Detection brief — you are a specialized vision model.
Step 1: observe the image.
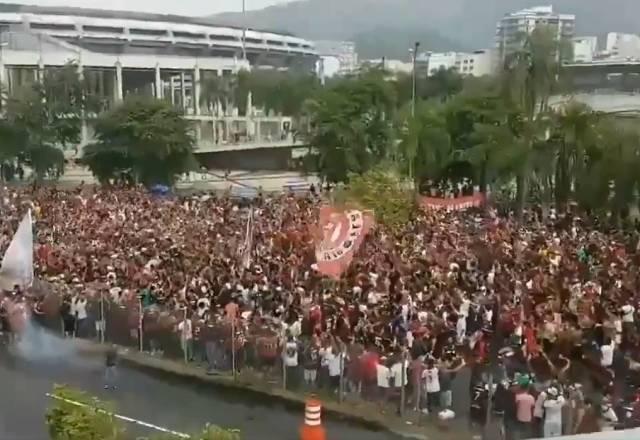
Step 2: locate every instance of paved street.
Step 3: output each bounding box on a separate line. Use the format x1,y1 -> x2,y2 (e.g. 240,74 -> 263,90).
0,343 -> 397,440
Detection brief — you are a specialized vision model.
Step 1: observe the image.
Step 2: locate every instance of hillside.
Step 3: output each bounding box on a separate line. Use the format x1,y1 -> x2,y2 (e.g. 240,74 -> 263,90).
209,0 -> 640,56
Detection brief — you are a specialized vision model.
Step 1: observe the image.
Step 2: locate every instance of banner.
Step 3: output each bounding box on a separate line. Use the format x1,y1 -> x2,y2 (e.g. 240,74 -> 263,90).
418,193 -> 486,212
0,210 -> 34,291
314,206 -> 374,279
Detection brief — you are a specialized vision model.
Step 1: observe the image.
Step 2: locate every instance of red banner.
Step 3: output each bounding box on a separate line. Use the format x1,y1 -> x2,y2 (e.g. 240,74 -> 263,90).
418,193 -> 486,211
314,206 -> 374,279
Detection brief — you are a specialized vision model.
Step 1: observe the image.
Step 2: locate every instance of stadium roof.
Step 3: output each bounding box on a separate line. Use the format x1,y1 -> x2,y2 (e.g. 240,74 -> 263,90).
0,2 -> 295,36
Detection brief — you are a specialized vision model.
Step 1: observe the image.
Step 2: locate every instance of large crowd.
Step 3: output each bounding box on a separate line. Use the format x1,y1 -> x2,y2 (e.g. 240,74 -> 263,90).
2,185 -> 640,439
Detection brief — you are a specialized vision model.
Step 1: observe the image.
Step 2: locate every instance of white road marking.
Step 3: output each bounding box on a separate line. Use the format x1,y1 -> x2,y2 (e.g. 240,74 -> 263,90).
45,393 -> 190,438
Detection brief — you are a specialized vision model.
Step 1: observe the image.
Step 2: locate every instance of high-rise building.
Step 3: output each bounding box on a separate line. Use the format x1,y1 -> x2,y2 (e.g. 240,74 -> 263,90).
495,5 -> 575,62
605,32 -> 640,60
572,36 -> 598,63
417,50 -> 495,77
315,40 -> 358,77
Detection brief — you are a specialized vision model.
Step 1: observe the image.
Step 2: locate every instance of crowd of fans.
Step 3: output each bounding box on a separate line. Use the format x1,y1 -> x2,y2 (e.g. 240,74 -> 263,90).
2,185 -> 640,439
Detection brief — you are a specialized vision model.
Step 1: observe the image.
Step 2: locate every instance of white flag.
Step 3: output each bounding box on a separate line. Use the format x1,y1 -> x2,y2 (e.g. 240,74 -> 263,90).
240,207 -> 254,270
0,210 -> 34,290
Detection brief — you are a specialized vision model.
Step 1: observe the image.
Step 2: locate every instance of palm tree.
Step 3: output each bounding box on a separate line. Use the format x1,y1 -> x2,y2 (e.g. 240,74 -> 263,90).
199,74 -> 237,115
501,26 -> 563,219
399,100 -> 451,187
550,101 -> 600,210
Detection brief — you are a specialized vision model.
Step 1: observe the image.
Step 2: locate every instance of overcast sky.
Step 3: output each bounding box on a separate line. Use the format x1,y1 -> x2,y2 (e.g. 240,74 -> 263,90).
10,0 -> 293,16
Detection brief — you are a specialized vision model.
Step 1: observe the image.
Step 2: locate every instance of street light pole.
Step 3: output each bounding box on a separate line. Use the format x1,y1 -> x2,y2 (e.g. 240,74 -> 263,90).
409,41 -> 420,184
241,0 -> 247,62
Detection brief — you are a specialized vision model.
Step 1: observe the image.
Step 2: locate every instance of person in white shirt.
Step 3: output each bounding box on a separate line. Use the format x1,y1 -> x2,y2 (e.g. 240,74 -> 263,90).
456,314 -> 467,344
376,357 -> 391,404
390,355 -> 409,389
622,304 -> 635,336
422,360 -> 440,413
600,337 -> 614,368
321,345 -> 345,392
177,314 -> 193,362
72,294 -> 88,338
533,390 -> 547,421
543,387 -> 565,438
283,335 -> 300,390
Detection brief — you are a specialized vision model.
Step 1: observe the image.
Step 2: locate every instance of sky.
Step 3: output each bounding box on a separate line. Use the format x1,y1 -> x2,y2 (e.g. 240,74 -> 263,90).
6,0 -> 294,16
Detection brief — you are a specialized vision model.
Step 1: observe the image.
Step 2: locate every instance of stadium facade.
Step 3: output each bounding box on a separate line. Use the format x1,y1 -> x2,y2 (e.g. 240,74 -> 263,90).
0,4 -> 316,170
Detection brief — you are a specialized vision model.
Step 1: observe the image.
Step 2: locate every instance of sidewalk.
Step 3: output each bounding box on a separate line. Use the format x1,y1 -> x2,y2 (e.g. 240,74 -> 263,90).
77,340 -> 476,440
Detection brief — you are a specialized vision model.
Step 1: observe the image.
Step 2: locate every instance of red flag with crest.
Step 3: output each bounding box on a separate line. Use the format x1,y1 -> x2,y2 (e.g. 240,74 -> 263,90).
313,205 -> 374,279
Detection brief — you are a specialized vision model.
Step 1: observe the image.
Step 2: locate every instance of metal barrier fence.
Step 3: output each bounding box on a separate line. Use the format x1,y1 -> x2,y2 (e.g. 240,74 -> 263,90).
36,296 -> 453,430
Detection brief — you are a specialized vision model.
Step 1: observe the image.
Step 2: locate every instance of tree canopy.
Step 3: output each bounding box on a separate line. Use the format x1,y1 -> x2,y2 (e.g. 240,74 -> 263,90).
296,25 -> 640,225
0,63 -> 98,180
303,68 -> 396,183
82,97 -> 195,186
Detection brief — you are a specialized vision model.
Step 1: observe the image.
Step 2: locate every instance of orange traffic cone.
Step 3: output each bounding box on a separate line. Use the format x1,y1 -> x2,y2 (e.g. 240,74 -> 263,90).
300,397 -> 326,440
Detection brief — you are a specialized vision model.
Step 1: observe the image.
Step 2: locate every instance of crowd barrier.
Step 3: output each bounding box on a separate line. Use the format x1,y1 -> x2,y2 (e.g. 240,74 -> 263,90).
35,296 -> 429,423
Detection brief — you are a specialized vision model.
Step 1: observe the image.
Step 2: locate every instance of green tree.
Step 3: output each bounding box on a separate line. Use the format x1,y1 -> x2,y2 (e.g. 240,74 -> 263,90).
304,69 -> 397,182
199,73 -> 237,114
398,100 -> 451,186
439,76 -> 525,196
549,101 -> 600,210
500,26 -> 562,219
0,119 -> 28,180
340,166 -> 414,228
82,97 -> 195,185
421,67 -> 464,102
46,385 -> 126,440
46,385 -> 241,440
576,119 -> 640,222
5,63 -> 97,179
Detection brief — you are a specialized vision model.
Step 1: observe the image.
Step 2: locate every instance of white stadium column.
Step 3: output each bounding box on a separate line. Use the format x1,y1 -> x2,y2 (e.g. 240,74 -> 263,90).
193,66 -> 201,116
115,61 -> 123,102
0,46 -> 5,108
180,71 -> 186,112
154,64 -> 162,99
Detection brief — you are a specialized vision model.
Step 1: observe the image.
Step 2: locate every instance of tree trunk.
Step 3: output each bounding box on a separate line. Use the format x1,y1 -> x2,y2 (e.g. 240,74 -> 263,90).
479,161 -> 488,195
555,144 -> 570,212
515,170 -> 529,222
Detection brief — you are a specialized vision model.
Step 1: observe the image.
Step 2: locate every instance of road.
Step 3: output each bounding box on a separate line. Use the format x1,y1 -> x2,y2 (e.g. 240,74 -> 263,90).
0,343 -> 397,440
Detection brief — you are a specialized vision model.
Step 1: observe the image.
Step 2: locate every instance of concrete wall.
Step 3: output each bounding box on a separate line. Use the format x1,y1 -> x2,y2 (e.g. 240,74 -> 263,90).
550,92 -> 640,114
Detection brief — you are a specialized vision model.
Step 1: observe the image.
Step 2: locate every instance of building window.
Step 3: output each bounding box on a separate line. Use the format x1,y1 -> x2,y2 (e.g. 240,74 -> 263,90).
130,28 -> 167,36
30,22 -> 75,31
174,31 -> 206,39
83,25 -> 124,33
210,34 -> 238,42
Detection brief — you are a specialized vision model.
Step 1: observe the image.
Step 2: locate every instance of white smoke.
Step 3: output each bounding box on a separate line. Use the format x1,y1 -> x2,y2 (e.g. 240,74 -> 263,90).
11,318 -> 77,363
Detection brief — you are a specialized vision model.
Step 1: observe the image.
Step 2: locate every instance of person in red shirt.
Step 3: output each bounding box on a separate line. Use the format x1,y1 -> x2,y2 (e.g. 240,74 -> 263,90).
360,345 -> 379,398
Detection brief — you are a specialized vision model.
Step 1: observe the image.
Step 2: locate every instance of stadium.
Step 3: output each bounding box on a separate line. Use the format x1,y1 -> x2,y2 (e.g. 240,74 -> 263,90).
0,3 -> 316,172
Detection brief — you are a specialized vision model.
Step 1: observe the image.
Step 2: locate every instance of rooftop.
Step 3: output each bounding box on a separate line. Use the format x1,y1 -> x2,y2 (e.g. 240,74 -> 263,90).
0,2 -> 295,36
505,5 -> 575,19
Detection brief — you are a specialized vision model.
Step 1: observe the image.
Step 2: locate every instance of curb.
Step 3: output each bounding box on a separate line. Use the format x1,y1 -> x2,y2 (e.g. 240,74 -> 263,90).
77,341 -> 471,440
